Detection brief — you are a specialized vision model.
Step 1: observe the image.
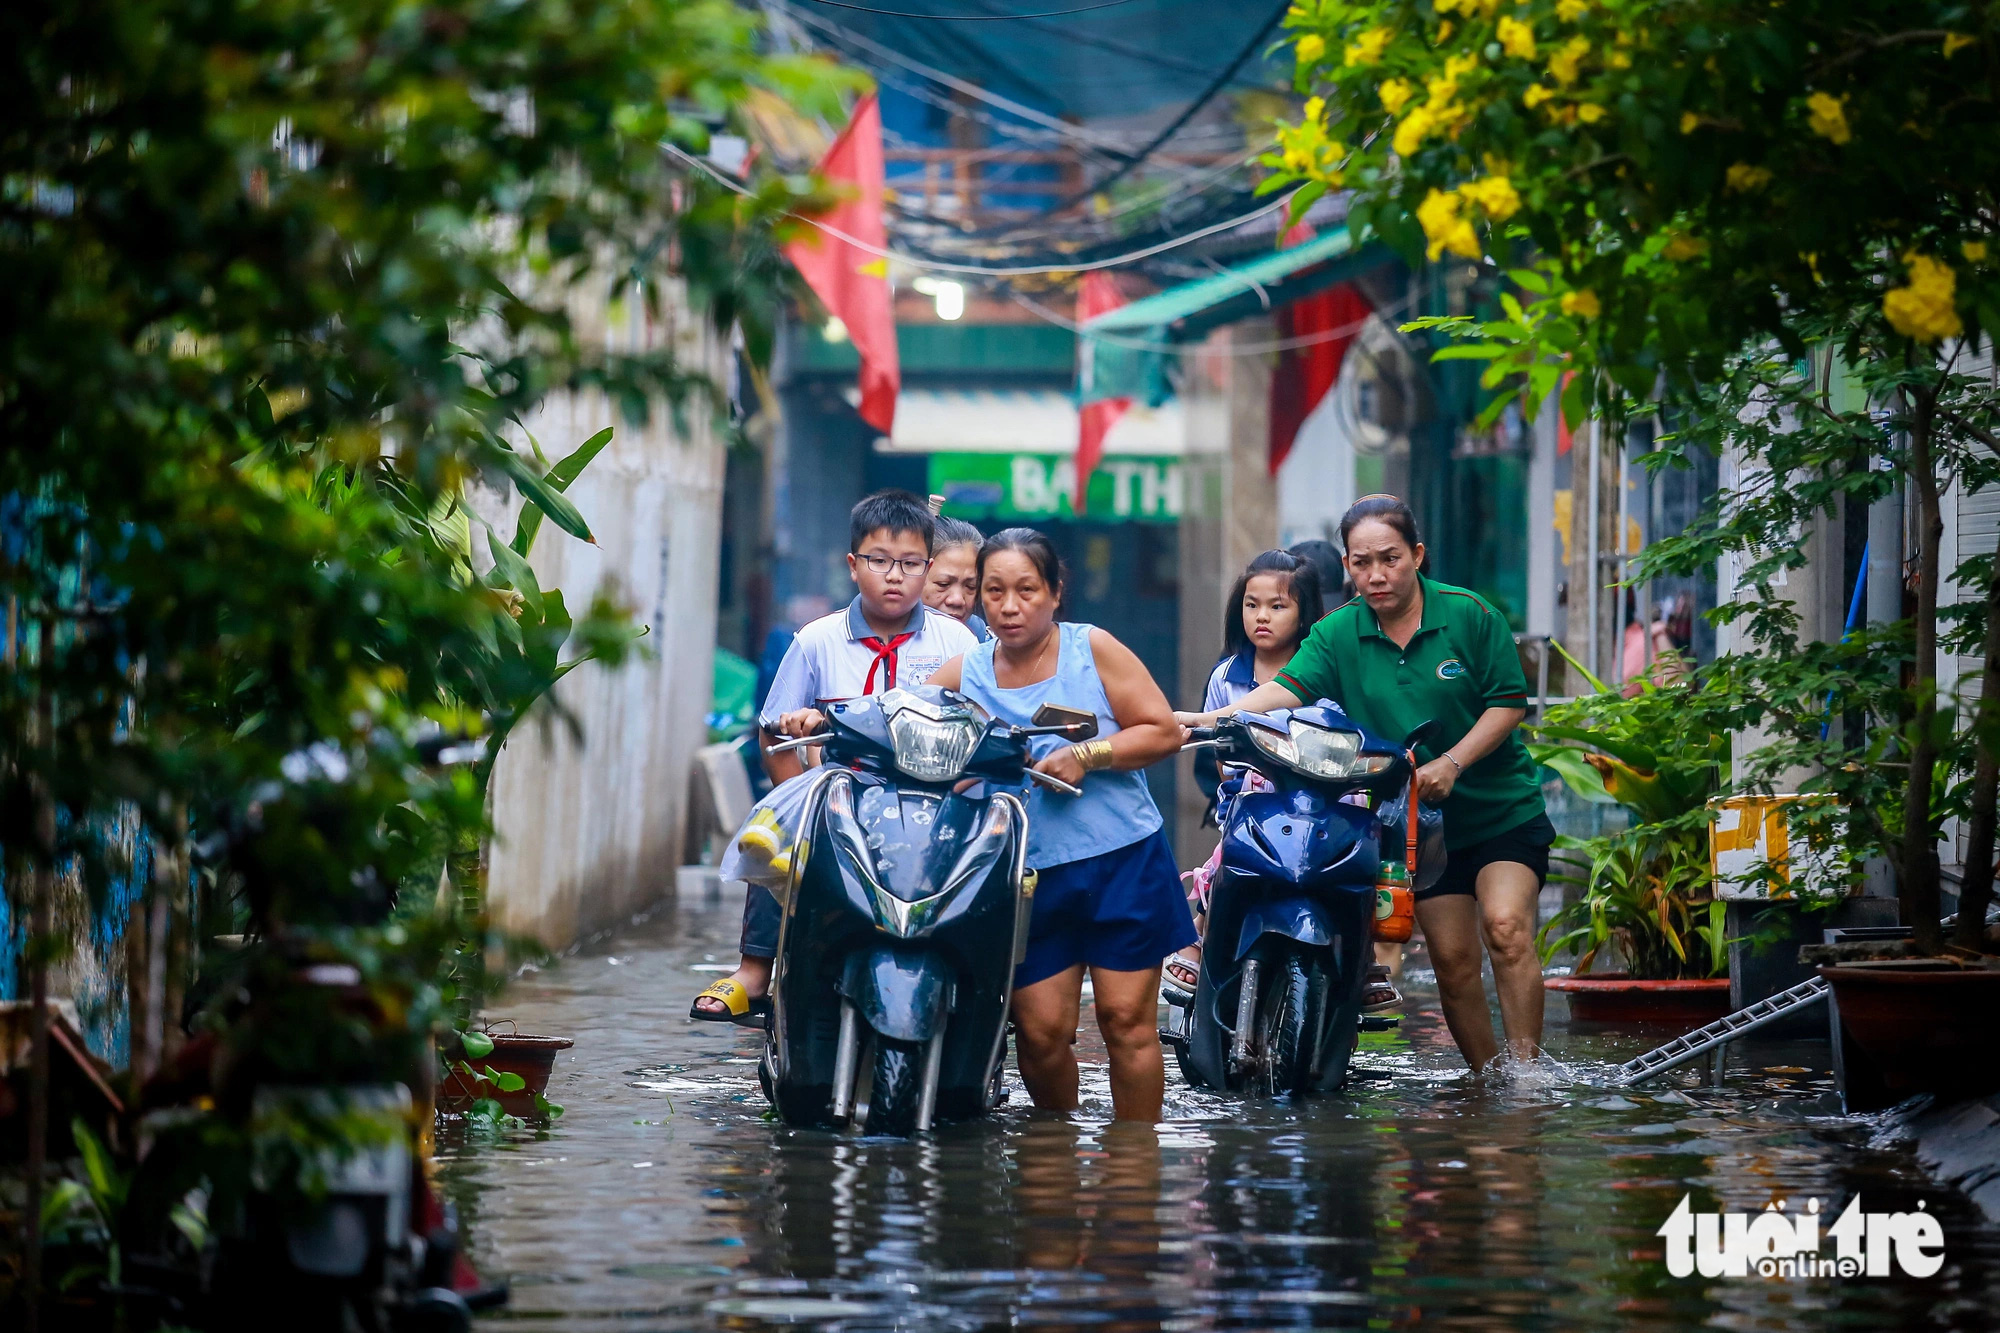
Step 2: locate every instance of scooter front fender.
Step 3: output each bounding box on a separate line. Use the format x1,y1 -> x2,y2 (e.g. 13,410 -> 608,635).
839,948 -> 952,1043
1235,897 -> 1336,961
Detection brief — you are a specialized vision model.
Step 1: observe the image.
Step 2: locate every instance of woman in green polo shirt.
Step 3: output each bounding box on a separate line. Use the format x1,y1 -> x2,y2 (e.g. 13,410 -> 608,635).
1177,495 -> 1553,1075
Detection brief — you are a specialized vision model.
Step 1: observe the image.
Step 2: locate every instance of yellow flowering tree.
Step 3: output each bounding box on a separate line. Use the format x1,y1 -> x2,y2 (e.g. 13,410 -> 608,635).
1269,0 -> 2000,954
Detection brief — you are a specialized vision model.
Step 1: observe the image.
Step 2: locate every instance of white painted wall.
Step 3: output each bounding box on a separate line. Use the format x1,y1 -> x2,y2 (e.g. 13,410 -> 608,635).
476,284 -> 729,951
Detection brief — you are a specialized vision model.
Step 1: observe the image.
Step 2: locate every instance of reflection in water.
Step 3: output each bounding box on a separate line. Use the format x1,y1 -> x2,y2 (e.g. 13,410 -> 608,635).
436,897 -> 2000,1332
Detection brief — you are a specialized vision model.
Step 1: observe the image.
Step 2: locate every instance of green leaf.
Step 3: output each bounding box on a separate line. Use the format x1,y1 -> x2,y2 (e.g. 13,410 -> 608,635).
72,1115 -> 125,1212
1548,636 -> 1611,694
461,1030 -> 495,1059
492,441 -> 593,545
486,524 -> 545,621
490,1069 -> 528,1093
1430,343 -> 1507,362
1508,268 -> 1549,295
41,1178 -> 90,1232
512,427 -> 615,557
1284,181 -> 1330,231
169,1199 -> 210,1252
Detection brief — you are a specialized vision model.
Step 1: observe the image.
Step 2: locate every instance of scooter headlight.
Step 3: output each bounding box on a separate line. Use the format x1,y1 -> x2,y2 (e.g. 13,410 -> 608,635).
1248,720 -> 1395,780
882,689 -> 984,782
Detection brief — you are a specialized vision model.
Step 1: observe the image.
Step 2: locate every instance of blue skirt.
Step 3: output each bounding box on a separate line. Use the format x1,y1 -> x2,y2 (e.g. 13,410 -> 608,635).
1017,830 -> 1197,989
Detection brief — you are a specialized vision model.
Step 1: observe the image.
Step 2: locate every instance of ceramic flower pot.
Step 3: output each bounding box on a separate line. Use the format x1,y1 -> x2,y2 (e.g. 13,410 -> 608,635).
1544,972 -> 1734,1025
439,1032 -> 573,1118
1820,960 -> 2000,1110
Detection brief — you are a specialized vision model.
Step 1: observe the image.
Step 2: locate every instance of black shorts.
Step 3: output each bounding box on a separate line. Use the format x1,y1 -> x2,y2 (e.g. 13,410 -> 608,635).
1419,812 -> 1556,900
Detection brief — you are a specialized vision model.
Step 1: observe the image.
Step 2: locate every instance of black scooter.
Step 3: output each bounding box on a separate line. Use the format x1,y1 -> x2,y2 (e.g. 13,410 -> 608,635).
1165,704 -> 1426,1096
759,685 -> 1094,1135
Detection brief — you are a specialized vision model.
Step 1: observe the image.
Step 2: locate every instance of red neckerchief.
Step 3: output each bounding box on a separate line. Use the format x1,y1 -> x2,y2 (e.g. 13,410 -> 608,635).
860,630 -> 915,694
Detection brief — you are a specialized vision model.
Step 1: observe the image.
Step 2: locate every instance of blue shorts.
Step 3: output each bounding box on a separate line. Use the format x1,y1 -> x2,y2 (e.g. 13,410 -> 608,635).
1017,830 -> 1197,989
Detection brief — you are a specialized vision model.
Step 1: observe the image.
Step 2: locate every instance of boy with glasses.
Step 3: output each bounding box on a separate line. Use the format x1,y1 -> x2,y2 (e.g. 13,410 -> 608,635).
691,489 -> 978,1023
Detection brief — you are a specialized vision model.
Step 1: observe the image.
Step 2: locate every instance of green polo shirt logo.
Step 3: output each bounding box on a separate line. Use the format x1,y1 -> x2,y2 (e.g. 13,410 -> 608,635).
1275,575 -> 1542,850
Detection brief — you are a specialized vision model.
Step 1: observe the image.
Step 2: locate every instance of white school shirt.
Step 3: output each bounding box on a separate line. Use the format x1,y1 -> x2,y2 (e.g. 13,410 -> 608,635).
759,596 -> 979,725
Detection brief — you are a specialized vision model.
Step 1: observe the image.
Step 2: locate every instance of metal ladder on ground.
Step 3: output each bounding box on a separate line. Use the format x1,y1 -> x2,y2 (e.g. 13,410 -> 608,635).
1614,977 -> 1830,1087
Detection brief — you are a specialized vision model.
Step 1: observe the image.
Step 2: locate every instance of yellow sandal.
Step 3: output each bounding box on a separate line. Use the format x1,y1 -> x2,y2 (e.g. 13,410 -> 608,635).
689,977 -> 772,1028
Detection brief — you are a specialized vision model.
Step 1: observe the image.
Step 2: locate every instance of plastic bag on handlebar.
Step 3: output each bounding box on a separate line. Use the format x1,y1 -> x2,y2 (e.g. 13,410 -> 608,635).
718,770 -> 819,896
1374,790 -> 1449,894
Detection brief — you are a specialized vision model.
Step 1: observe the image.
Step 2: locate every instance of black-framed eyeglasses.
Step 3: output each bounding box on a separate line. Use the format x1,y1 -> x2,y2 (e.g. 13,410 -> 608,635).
858,554 -> 932,577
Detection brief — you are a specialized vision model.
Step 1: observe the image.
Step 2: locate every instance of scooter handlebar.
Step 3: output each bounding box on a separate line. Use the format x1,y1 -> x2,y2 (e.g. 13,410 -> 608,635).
1026,768 -> 1083,797
765,731 -> 831,754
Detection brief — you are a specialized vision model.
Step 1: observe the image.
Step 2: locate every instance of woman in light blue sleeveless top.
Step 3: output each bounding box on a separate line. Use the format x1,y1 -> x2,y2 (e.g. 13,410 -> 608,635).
930,529 -> 1193,1123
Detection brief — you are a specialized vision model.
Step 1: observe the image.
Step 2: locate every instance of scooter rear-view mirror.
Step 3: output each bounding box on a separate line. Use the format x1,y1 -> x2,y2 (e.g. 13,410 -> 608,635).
1024,703 -> 1098,740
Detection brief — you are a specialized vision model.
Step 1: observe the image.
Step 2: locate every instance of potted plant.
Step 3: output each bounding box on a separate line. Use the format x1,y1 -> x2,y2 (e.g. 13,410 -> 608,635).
1532,650 -> 1737,1024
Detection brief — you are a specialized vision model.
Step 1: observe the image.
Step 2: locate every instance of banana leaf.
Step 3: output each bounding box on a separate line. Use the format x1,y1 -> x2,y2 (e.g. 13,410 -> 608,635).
1528,742 -> 1617,803
1531,723 -> 1662,774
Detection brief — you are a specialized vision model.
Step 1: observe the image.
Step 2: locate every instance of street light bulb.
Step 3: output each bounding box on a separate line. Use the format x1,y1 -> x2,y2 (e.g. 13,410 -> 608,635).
934,281 -> 964,321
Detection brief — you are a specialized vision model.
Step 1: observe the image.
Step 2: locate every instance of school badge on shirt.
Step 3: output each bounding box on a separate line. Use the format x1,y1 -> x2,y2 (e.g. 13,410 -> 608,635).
1436,658 -> 1467,680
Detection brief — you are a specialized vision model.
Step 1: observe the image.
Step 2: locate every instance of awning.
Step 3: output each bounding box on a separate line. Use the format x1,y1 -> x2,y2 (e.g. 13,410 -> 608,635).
1079,226 -> 1388,406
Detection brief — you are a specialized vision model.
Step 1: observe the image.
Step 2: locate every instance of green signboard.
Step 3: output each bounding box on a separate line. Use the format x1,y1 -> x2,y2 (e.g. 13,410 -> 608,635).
929,453 -> 1182,523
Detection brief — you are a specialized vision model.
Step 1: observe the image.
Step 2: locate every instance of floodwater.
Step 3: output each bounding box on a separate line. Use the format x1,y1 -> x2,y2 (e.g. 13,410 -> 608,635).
436,886 -> 2000,1331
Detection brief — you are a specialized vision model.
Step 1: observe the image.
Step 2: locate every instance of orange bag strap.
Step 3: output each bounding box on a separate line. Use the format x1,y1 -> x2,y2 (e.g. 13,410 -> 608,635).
1405,750 -> 1419,870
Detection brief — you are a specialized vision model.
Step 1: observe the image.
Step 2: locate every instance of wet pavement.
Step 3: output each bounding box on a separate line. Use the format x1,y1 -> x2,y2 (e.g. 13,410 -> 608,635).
436,885 -> 2000,1330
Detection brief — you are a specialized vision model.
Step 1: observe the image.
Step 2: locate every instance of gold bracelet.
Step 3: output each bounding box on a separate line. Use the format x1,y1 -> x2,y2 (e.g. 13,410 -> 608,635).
1070,739 -> 1115,773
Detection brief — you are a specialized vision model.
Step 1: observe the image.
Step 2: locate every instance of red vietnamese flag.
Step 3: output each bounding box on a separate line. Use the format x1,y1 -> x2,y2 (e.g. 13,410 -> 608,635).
786,94 -> 899,433
1268,223 -> 1371,476
1074,271 -> 1131,515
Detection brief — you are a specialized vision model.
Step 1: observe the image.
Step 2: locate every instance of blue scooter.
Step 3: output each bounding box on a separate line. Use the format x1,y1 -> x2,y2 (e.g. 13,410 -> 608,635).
758,685 -> 1095,1134
1165,704 -> 1430,1096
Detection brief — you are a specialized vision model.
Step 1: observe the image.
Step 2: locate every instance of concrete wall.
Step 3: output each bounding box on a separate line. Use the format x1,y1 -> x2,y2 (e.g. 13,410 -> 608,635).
479,285 -> 729,951
1175,321 -> 1278,870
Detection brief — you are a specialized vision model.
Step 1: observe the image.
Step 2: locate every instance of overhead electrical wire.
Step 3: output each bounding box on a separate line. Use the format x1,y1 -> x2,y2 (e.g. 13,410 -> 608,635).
999,0 -> 1291,222
774,1 -> 1141,154
1007,288 -> 1415,355
800,0 -> 1143,18
665,139 -> 1296,275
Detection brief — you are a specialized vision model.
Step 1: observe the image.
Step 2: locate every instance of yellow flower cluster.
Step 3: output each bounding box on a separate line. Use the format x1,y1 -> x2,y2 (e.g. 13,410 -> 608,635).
1523,84 -> 1554,109
1380,78 -> 1415,116
1295,33 -> 1326,64
1560,289 -> 1601,319
1417,190 -> 1479,261
1943,32 -> 1976,58
1392,54 -> 1477,155
1882,253 -> 1961,343
1496,15 -> 1536,60
1679,111 -> 1699,134
1274,99 -> 1346,184
1460,175 -> 1520,220
1555,0 -> 1590,20
1576,102 -> 1606,124
1548,36 -> 1590,86
1724,163 -> 1771,192
1806,91 -> 1851,145
1434,0 -> 1502,15
1966,241 -> 1990,263
1346,26 -> 1393,66
1416,175 -> 1519,261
